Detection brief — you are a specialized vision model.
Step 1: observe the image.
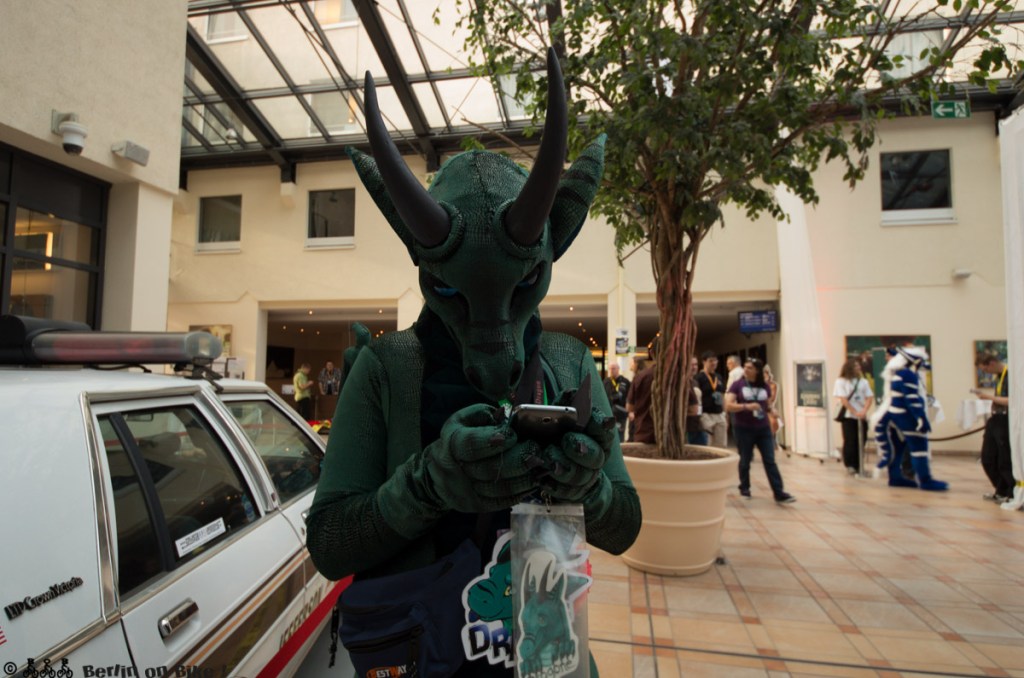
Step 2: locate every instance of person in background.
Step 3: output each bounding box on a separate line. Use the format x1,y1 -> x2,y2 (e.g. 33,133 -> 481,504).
725,354 -> 744,391
763,363 -> 783,447
319,360 -> 343,396
627,355 -> 647,442
834,357 -> 874,475
686,356 -> 708,445
725,357 -> 796,503
696,350 -> 727,447
603,362 -> 631,442
293,362 -> 316,421
974,354 -> 1012,502
627,342 -> 657,444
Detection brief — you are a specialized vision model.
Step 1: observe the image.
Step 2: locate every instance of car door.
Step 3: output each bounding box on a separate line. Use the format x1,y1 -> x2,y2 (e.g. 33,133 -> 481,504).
215,389 -> 349,666
91,393 -> 309,676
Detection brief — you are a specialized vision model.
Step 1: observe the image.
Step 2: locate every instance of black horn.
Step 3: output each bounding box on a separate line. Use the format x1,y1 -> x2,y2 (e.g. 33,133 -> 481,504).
505,48 -> 568,247
363,72 -> 450,248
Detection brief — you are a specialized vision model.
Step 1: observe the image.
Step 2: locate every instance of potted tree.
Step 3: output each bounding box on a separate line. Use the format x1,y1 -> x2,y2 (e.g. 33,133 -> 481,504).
455,0 -> 1018,574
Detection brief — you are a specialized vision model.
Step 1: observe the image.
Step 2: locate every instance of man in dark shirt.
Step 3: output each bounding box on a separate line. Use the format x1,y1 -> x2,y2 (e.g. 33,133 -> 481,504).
603,362 -> 631,441
974,354 -> 1012,502
695,350 -> 727,447
627,341 -> 657,443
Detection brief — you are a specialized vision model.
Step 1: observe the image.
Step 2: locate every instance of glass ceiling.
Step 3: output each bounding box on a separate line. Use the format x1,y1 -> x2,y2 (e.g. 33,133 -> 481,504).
182,1 -> 1024,183
182,0 -> 533,180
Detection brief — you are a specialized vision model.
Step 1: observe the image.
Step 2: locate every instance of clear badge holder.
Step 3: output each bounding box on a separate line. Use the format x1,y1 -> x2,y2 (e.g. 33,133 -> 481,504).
511,502 -> 592,678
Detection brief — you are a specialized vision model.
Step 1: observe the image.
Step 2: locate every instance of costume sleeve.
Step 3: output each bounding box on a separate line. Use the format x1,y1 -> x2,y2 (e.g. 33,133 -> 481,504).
305,347 -> 435,580
575,349 -> 642,555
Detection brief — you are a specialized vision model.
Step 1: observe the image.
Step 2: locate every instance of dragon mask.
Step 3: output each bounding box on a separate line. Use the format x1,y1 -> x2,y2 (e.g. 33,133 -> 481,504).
348,49 -> 605,402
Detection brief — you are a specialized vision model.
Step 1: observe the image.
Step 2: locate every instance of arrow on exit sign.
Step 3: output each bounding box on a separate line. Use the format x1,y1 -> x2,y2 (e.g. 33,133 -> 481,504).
931,100 -> 970,119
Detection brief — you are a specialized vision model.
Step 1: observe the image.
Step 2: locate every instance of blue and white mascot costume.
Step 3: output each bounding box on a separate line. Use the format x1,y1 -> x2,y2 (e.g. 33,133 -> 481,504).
870,346 -> 948,491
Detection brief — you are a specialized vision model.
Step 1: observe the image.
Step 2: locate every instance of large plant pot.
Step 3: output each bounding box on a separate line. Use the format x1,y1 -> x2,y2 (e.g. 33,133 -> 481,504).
621,444 -> 738,576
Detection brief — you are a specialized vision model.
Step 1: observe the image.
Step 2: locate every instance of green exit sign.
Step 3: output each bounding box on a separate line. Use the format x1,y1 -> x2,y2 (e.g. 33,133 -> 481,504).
931,100 -> 971,119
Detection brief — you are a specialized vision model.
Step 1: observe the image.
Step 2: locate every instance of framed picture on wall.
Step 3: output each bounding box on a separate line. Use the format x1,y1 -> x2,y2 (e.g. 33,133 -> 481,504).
974,340 -> 1008,388
189,324 -> 233,357
795,360 -> 826,408
844,335 -> 932,400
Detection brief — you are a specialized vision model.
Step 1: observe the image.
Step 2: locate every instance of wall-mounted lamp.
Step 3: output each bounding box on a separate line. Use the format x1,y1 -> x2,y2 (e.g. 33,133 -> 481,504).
51,110 -> 87,156
951,268 -> 973,280
111,140 -> 150,166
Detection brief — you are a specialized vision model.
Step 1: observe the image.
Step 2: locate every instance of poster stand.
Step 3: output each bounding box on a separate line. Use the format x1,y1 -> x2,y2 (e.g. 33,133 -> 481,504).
793,360 -> 833,463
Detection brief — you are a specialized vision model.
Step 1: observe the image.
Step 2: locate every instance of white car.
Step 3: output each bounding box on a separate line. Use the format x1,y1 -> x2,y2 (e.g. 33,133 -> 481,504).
0,316 -> 348,678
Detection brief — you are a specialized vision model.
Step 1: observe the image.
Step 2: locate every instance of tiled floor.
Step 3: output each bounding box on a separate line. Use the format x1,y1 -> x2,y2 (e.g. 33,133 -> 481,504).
588,452 -> 1024,677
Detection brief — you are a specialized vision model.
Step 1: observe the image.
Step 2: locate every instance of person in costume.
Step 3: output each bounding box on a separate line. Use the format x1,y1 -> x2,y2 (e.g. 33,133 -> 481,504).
870,345 -> 948,491
305,50 -> 641,677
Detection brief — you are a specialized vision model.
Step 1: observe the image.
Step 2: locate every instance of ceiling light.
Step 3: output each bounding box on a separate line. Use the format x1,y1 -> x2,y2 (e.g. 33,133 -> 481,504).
308,310 -> 314,315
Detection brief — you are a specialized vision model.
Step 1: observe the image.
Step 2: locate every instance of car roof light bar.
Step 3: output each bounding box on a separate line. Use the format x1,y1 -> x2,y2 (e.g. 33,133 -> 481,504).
0,315 -> 222,366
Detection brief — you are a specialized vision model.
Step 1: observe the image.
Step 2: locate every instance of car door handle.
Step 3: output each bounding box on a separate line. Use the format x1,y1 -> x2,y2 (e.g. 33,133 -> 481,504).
158,598 -> 198,639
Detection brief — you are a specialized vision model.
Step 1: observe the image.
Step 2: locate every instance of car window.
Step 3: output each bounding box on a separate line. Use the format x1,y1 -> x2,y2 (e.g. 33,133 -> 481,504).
226,399 -> 322,503
100,417 -> 162,596
100,405 -> 258,596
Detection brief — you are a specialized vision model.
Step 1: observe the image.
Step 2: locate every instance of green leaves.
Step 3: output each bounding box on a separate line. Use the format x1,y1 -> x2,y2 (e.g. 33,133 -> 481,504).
454,0 -> 1016,257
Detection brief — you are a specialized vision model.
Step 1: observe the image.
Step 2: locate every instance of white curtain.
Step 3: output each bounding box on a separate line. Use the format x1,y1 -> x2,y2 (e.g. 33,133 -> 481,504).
998,110 -> 1024,510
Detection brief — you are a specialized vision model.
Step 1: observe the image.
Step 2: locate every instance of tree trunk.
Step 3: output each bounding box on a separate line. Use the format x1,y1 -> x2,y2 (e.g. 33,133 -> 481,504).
651,245 -> 699,459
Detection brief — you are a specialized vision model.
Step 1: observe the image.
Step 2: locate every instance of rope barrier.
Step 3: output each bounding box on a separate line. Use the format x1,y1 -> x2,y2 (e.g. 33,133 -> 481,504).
926,425 -> 987,442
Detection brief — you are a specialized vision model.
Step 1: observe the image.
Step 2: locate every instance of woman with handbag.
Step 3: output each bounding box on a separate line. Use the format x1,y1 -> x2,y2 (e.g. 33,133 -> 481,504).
833,358 -> 875,475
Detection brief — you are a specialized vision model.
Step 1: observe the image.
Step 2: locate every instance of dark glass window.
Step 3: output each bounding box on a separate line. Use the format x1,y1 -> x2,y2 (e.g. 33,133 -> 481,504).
308,189 -> 355,241
226,399 -> 323,503
199,195 -> 242,245
101,406 -> 258,596
880,150 -> 951,211
100,417 -> 162,596
8,259 -> 95,323
119,406 -> 257,565
0,148 -> 10,194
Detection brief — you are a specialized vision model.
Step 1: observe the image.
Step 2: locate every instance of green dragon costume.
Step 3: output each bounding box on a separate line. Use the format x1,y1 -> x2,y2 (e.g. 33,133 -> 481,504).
307,50 -> 641,677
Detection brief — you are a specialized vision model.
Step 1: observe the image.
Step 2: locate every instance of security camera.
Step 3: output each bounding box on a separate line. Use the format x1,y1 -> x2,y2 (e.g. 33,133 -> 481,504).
57,120 -> 88,155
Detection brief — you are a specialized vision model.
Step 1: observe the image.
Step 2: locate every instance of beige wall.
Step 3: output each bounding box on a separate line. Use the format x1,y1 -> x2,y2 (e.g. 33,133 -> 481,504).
1,0 -> 187,331
809,114 -> 1006,451
169,113 -> 1007,453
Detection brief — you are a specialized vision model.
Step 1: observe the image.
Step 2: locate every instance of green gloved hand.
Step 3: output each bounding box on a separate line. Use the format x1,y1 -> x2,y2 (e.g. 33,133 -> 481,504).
422,403 -> 540,513
529,408 -> 616,503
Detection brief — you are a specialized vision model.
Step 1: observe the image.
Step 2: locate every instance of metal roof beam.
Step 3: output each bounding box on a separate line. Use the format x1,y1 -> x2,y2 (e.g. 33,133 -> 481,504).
185,23 -> 292,178
351,0 -> 438,169
234,7 -> 333,140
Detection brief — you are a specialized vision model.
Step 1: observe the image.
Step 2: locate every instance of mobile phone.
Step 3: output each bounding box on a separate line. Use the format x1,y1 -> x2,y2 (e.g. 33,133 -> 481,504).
510,404 -> 577,442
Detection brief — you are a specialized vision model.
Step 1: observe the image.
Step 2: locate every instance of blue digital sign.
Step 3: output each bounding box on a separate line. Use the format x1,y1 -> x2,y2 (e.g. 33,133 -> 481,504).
738,310 -> 778,334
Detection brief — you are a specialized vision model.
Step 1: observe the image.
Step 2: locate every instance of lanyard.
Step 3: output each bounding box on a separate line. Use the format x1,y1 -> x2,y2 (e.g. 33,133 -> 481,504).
997,366 -> 1007,397
706,371 -> 718,390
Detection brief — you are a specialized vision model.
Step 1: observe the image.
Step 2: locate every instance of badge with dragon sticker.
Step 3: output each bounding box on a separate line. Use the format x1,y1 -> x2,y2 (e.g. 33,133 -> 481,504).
511,503 -> 592,678
461,532 -> 516,668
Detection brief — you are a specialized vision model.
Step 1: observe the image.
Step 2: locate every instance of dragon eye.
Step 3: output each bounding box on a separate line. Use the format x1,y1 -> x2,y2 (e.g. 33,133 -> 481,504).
517,266 -> 541,289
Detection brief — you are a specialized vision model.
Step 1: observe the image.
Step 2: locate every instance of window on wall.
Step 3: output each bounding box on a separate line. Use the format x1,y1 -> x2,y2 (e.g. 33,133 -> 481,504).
307,189 -> 355,247
880,150 -> 953,225
198,195 -> 242,250
8,208 -> 99,324
206,11 -> 247,42
314,0 -> 357,26
309,86 -> 358,136
1,145 -> 107,327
